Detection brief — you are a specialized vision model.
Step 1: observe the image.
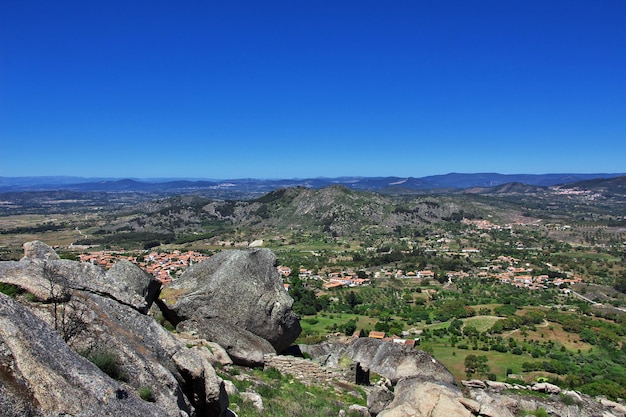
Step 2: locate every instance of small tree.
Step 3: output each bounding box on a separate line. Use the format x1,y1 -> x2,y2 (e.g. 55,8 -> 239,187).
43,264 -> 88,345
464,354 -> 490,379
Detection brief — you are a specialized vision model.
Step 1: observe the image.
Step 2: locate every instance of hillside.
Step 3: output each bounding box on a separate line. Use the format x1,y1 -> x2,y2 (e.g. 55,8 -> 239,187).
554,175 -> 626,197
462,182 -> 550,196
68,185 -> 527,250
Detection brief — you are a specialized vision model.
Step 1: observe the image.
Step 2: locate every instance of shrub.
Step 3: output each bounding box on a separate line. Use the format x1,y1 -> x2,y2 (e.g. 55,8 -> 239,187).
83,349 -> 126,381
138,386 -> 156,402
560,393 -> 579,406
491,344 -> 508,353
265,367 -> 282,380
0,283 -> 21,297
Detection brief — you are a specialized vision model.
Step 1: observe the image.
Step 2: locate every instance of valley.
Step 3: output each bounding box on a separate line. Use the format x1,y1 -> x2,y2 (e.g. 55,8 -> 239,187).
1,175 -> 626,413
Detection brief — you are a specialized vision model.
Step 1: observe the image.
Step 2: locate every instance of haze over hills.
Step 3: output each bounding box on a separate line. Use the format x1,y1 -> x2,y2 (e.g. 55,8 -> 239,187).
1,172 -> 624,195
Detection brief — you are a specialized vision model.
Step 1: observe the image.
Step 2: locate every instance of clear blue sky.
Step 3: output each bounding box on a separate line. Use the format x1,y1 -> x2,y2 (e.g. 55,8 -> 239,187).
1,1 -> 625,179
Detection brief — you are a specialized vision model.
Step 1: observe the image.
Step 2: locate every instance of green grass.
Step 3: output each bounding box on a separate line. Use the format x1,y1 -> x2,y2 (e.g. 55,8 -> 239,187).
422,341 -> 544,383
554,251 -> 621,262
138,386 -> 156,402
222,367 -> 365,417
82,349 -> 127,382
0,282 -> 22,297
462,315 -> 504,332
298,313 -> 377,339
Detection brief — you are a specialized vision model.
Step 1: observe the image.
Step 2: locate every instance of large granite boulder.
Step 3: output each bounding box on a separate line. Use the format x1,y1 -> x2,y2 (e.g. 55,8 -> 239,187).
178,317 -> 275,367
377,379 -> 475,417
346,338 -> 456,385
21,240 -> 60,261
166,249 -> 301,362
367,385 -> 395,416
1,241 -> 160,312
301,338 -> 456,386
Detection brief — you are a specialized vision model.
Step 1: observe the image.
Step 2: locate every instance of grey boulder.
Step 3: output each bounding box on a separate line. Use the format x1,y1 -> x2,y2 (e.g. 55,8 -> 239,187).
167,249 -> 301,361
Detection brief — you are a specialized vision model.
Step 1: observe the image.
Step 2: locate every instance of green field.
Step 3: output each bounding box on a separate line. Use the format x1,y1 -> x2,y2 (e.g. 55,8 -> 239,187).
423,341 -> 544,383
554,251 -> 622,262
298,313 -> 377,338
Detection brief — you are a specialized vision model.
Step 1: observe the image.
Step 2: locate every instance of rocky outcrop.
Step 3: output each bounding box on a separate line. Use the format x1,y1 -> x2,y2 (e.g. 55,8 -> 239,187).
377,379 -> 475,417
0,292 -> 171,417
301,338 -> 455,386
21,240 -> 60,261
0,242 -> 231,417
165,249 -> 301,364
178,317 -> 275,367
299,338 -> 626,417
464,379 -> 626,417
346,338 -> 456,385
300,338 -> 463,416
367,385 -> 395,416
1,242 -> 160,312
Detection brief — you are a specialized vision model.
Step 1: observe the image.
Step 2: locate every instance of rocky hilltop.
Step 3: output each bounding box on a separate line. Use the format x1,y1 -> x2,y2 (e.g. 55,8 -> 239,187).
1,242 -> 625,416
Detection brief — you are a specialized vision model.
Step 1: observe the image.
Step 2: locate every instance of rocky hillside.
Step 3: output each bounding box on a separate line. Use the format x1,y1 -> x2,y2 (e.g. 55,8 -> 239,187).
86,186 -> 515,243
2,241 -> 626,416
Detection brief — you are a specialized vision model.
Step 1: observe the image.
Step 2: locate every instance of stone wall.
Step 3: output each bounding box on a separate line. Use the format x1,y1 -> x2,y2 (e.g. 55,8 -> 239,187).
264,354 -> 345,385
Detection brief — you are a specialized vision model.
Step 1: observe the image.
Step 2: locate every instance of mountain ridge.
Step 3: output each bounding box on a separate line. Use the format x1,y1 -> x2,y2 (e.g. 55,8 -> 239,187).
1,173 -> 624,195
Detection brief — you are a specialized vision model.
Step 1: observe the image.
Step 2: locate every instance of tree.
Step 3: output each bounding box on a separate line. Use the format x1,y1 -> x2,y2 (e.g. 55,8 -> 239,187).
43,264 -> 88,345
614,272 -> 626,294
346,291 -> 362,310
464,354 -> 490,378
342,320 -> 357,336
463,325 -> 479,338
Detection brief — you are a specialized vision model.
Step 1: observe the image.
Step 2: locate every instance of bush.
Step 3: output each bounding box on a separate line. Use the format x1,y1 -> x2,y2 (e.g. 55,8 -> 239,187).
264,367 -> 282,380
83,349 -> 126,381
491,344 -> 508,353
0,283 -> 21,297
512,347 -> 523,355
138,386 -> 156,402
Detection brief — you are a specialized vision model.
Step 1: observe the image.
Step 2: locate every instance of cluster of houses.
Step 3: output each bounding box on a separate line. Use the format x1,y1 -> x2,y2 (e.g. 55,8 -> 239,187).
322,272 -> 371,290
278,266 -> 372,290
79,250 -> 210,284
286,252 -> 582,293
483,256 -> 583,290
366,330 -> 420,348
78,240 -> 582,292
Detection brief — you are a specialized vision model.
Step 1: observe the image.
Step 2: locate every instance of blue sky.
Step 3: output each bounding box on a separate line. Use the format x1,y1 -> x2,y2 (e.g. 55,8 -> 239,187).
1,1 -> 625,179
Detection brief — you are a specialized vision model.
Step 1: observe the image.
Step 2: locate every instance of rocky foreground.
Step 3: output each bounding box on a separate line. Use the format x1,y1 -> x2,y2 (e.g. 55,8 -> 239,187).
1,241 -> 625,416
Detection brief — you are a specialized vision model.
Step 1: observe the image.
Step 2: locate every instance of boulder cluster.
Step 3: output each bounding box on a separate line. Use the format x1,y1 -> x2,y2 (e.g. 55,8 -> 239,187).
0,241 -> 300,417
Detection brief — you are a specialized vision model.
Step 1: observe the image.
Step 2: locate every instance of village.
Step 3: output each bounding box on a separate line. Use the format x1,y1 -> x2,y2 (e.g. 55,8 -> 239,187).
79,250 -> 211,284
79,239 -> 582,293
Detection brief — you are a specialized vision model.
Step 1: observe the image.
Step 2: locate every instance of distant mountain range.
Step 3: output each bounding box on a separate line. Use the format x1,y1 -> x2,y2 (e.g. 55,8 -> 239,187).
1,173 -> 625,197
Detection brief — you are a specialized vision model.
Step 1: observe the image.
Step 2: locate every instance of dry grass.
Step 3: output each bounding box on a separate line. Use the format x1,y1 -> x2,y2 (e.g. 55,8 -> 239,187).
510,320 -> 593,352
159,287 -> 190,306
